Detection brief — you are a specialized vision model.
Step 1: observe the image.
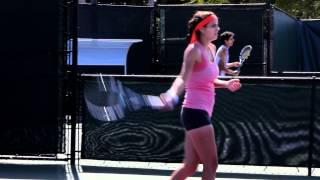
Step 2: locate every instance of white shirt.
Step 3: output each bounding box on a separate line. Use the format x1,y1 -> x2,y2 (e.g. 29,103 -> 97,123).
215,45 -> 229,76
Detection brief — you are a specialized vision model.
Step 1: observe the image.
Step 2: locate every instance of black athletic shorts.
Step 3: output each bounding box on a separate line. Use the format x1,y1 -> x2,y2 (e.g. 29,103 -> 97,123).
180,107 -> 212,131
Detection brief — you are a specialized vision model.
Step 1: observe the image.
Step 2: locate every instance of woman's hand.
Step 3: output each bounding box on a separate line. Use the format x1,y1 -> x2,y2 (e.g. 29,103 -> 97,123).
227,70 -> 239,76
226,79 -> 241,92
160,90 -> 179,111
232,61 -> 241,67
226,61 -> 241,68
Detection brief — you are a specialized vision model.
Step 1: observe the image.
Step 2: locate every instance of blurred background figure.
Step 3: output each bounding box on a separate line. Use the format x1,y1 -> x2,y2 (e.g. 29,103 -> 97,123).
215,31 -> 241,76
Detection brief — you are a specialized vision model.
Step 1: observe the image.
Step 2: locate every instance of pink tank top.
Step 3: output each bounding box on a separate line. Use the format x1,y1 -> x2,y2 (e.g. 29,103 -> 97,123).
182,43 -> 219,117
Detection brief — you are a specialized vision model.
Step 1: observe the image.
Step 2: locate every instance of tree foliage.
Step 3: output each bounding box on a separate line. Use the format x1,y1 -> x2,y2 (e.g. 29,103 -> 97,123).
96,0 -> 320,19
273,0 -> 320,19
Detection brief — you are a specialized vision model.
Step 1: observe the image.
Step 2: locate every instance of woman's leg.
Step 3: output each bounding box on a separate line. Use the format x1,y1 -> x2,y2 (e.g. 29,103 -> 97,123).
188,125 -> 218,180
170,133 -> 200,180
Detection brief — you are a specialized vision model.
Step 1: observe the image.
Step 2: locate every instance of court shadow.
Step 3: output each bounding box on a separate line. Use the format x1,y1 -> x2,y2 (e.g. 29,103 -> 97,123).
0,163 -> 69,180
81,165 -> 318,180
217,172 -> 319,180
81,165 -> 202,177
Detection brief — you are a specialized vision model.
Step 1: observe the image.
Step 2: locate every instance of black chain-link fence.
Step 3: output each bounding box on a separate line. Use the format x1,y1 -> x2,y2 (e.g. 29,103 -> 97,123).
81,75 -> 320,169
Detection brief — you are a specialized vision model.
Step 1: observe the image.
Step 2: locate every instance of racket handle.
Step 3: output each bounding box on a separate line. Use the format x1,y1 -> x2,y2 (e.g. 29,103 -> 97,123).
236,62 -> 243,72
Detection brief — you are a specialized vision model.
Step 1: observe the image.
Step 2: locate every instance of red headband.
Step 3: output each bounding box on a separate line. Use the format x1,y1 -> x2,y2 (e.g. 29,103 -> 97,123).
189,14 -> 218,44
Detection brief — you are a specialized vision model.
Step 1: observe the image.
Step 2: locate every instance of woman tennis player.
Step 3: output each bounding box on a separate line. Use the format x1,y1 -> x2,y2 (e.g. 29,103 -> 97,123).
161,11 -> 241,180
216,31 -> 241,76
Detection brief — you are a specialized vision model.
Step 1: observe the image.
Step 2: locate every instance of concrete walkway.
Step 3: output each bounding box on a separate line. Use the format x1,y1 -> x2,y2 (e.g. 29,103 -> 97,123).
0,160 -> 319,180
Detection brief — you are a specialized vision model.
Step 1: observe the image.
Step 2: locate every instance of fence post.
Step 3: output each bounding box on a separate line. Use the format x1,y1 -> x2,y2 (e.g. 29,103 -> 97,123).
70,0 -> 79,166
151,0 -> 160,73
266,0 -> 273,76
308,76 -> 316,176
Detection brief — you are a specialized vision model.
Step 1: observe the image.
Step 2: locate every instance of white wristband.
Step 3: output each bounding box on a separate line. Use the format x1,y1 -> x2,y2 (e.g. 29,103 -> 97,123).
167,89 -> 179,104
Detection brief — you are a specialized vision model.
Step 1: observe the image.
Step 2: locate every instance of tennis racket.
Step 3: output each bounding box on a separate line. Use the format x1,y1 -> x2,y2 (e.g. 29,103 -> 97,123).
236,45 -> 252,72
84,75 -> 166,122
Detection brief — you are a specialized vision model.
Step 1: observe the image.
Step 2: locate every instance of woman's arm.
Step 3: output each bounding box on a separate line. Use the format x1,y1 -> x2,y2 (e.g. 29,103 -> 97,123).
214,78 -> 241,92
217,49 -> 240,76
213,78 -> 228,88
160,45 -> 201,109
224,68 -> 239,76
220,56 -> 240,76
226,61 -> 241,68
168,45 -> 200,95
217,49 -> 228,72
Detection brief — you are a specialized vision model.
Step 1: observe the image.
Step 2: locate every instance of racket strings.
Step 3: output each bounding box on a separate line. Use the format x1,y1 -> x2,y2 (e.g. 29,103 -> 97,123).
239,45 -> 253,64
84,96 -> 120,121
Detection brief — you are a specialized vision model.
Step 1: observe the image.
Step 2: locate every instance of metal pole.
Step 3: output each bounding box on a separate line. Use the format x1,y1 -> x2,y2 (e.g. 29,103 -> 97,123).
266,0 -> 272,76
70,0 -> 78,166
148,0 -> 155,6
91,0 -> 97,5
151,0 -> 160,73
308,76 -> 316,176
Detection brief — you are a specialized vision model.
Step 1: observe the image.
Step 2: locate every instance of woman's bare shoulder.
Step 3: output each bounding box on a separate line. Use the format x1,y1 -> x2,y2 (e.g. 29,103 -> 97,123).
216,45 -> 226,56
185,43 -> 201,57
183,43 -> 202,64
